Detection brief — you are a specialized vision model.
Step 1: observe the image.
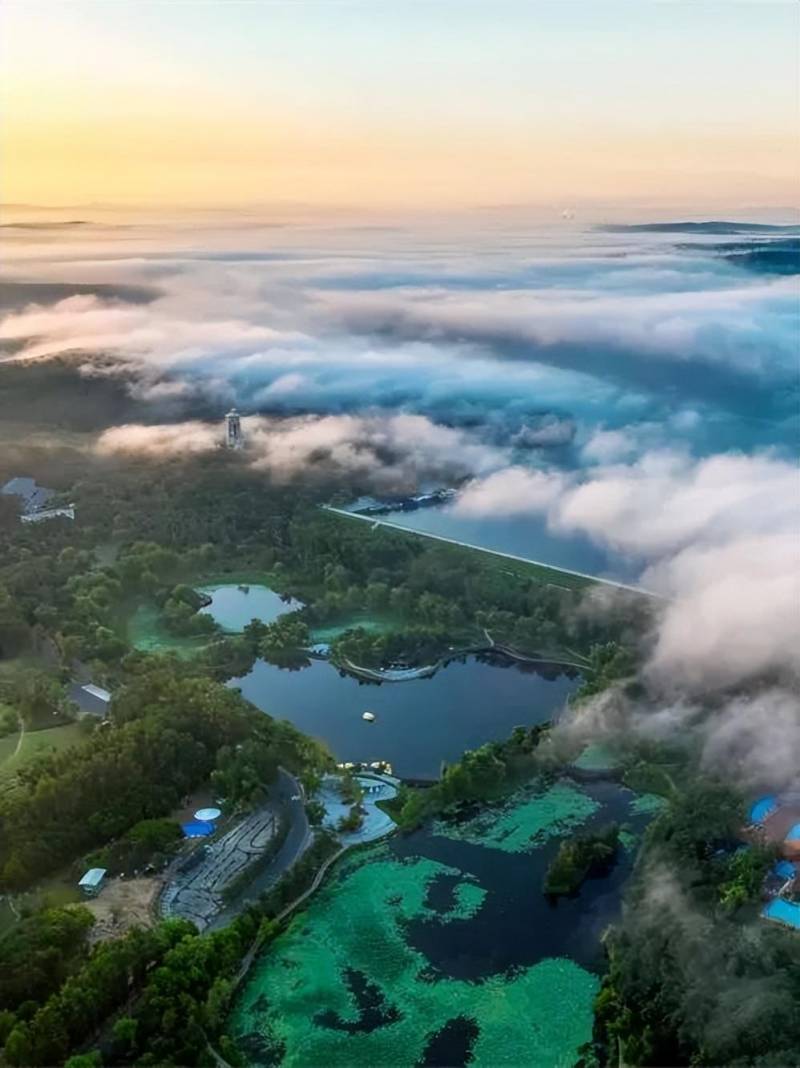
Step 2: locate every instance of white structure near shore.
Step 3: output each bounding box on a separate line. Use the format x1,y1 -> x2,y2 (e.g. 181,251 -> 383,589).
1,477 -> 74,523
78,868 -> 107,897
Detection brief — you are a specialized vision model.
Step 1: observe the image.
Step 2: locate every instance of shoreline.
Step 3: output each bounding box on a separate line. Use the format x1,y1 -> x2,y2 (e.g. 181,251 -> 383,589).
336,641 -> 589,684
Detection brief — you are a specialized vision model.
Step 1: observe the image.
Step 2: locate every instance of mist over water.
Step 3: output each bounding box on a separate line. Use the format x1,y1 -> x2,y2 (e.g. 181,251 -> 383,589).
2,208 -> 798,591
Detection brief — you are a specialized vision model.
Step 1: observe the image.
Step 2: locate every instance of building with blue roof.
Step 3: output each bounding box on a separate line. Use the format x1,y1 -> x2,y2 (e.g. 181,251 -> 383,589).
181,820 -> 215,838
749,796 -> 779,824
762,897 -> 800,930
773,860 -> 797,882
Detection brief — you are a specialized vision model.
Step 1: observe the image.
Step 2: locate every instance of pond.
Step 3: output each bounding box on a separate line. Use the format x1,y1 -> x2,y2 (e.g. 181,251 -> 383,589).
128,584 -> 303,654
230,778 -> 656,1067
198,584 -> 303,632
230,653 -> 579,779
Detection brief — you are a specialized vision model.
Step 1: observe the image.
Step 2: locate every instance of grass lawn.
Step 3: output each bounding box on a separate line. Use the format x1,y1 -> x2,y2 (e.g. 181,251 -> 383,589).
0,722 -> 87,782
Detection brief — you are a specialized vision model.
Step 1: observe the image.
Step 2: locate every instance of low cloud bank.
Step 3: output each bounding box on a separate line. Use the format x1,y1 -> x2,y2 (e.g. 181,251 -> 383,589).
563,684 -> 800,794
455,450 -> 800,691
95,412 -> 507,492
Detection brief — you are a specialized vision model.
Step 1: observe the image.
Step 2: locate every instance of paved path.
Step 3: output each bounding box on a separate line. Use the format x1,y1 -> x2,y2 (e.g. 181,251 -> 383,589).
323,505 -> 663,599
10,714 -> 25,761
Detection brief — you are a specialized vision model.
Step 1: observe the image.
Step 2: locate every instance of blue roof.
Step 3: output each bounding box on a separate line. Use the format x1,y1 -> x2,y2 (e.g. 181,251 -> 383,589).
181,820 -> 215,838
785,823 -> 800,841
762,898 -> 800,929
773,860 -> 796,881
749,796 -> 778,823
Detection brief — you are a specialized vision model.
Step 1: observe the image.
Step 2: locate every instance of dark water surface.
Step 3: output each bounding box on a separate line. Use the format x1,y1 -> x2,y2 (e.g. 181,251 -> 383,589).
394,778 -> 639,977
230,653 -> 579,778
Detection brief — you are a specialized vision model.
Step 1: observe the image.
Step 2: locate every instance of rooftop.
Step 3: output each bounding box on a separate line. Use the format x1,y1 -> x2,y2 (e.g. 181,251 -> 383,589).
762,897 -> 800,930
1,476 -> 56,514
79,868 -> 107,889
68,682 -> 112,718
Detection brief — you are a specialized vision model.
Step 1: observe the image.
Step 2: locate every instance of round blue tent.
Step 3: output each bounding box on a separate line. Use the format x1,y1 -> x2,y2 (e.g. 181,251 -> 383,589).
181,820 -> 215,838
785,823 -> 800,842
749,796 -> 778,824
773,860 -> 796,881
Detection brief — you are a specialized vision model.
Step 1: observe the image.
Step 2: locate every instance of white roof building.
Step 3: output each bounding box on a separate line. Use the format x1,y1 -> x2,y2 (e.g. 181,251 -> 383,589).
78,868 -> 107,895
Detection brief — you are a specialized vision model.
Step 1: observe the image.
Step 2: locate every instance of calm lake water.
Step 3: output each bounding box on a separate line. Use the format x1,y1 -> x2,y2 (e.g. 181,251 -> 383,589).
198,584 -> 302,632
230,654 -> 579,779
370,506 -> 639,583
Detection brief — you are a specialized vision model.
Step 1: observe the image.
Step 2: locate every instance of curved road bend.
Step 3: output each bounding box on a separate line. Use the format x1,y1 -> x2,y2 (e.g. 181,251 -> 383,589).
208,768 -> 310,931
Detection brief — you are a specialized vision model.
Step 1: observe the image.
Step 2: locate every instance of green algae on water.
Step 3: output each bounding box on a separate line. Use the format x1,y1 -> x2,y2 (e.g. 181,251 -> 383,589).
230,845 -> 598,1068
438,780 -> 600,854
573,742 -> 620,773
630,792 -> 667,816
618,828 -> 639,853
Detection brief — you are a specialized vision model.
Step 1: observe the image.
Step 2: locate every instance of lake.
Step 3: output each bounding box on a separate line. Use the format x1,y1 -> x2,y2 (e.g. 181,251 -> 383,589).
230,653 -> 579,779
364,505 -> 640,583
198,584 -> 303,632
230,778 -> 657,1067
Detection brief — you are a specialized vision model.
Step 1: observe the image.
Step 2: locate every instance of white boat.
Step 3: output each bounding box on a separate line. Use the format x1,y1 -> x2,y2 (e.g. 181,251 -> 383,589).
362,711 -> 376,722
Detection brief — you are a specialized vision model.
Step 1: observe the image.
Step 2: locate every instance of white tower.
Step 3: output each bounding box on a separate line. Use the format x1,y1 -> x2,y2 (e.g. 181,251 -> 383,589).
225,408 -> 243,449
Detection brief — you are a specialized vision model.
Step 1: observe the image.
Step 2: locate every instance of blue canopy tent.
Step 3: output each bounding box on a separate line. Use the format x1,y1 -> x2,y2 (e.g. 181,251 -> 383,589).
749,796 -> 778,824
762,898 -> 800,930
772,860 -> 796,881
181,820 -> 215,838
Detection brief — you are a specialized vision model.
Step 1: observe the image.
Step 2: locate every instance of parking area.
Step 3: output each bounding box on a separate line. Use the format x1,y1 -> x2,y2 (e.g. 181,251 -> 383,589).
160,807 -> 279,930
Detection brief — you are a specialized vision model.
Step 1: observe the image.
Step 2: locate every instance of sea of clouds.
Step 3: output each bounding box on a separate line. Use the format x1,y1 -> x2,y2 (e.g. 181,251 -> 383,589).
1,209 -> 798,768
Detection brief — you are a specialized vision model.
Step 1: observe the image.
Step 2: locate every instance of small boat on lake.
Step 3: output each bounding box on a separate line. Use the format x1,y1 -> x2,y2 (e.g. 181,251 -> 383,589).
362,711 -> 376,723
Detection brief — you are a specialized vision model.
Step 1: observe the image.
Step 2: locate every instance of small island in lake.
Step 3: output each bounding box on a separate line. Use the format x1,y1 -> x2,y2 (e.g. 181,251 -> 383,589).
543,824 -> 620,896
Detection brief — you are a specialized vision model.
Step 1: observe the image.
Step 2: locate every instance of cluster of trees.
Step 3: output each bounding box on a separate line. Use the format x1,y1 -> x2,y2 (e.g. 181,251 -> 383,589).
2,918 -> 197,1067
329,624 -> 453,669
543,824 -> 620,896
593,779 -> 799,1067
85,818 -> 183,878
573,642 -> 636,701
0,905 -> 95,1020
0,828 -> 343,1068
258,615 -> 310,656
0,537 -> 123,668
158,585 -> 217,638
0,659 -> 328,888
393,723 -> 550,830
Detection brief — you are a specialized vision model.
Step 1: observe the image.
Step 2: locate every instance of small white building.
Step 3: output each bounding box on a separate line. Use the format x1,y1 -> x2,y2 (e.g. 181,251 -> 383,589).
78,868 -> 107,897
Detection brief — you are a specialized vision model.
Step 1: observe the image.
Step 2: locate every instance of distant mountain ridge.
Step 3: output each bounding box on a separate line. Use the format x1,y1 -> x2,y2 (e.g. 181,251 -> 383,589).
597,221 -> 800,234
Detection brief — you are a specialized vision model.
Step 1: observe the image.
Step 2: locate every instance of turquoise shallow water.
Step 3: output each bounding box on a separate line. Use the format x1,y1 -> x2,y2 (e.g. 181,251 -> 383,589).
198,584 -> 303,632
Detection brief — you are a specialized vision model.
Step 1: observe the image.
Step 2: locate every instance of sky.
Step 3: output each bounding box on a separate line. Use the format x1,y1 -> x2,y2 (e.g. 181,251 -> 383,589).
2,0 -> 798,213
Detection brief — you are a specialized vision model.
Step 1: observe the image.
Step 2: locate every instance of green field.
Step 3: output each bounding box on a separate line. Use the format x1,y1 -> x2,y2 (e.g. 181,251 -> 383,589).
0,722 -> 86,782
